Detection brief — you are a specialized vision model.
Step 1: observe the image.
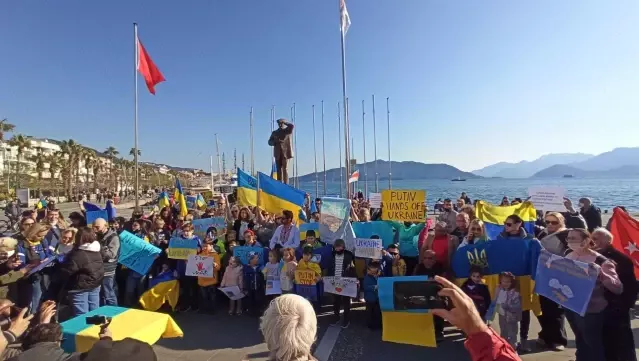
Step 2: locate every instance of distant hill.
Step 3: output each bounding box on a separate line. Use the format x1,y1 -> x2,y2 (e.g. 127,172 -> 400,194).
293,160 -> 481,182
531,148 -> 639,178
532,164 -> 639,178
472,153 -> 594,178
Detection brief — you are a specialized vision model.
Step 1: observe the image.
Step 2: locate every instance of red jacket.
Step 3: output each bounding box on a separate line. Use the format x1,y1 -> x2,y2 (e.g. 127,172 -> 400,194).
465,328 -> 521,361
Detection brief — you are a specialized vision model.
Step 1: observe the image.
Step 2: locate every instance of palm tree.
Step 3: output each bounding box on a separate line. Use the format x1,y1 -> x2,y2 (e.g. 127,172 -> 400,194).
129,147 -> 141,159
82,150 -> 96,190
104,146 -> 119,191
28,149 -> 47,191
59,140 -> 82,197
91,158 -> 104,191
8,134 -> 31,188
0,119 -> 16,142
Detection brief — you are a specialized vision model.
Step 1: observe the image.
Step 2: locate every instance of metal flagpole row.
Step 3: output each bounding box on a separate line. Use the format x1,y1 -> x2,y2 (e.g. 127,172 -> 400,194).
321,100 -> 327,196
249,107 -> 254,175
362,99 -> 367,197
372,95 -> 378,192
387,97 -> 392,189
312,105 -> 319,199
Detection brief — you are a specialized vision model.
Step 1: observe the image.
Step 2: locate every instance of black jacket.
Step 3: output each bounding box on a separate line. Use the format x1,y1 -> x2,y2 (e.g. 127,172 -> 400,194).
580,205 -> 602,233
598,245 -> 638,310
328,250 -> 356,278
6,342 -> 75,361
47,241 -> 104,298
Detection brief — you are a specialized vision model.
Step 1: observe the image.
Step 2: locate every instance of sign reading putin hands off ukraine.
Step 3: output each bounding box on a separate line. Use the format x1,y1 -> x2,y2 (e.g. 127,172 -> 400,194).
381,190 -> 426,222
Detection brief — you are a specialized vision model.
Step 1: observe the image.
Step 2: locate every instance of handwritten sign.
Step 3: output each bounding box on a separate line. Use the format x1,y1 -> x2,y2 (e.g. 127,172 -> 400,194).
528,187 -> 566,212
192,217 -> 227,241
369,193 -> 381,208
233,246 -> 265,266
534,249 -> 599,316
295,270 -> 317,285
185,255 -> 214,277
323,276 -> 358,298
167,237 -> 199,260
266,280 -> 282,295
354,238 -> 383,259
118,231 -> 162,275
219,286 -> 245,300
381,190 -> 426,222
86,210 -> 108,225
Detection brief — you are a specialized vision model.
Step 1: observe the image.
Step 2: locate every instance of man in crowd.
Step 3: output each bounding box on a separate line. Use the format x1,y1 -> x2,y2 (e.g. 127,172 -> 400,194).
451,213 -> 470,240
93,218 -> 120,306
437,199 -> 458,233
579,197 -> 602,232
267,118 -> 295,184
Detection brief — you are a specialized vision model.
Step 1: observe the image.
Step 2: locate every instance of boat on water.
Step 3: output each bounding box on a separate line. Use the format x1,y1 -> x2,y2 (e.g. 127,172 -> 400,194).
563,174 -> 574,178
451,177 -> 467,182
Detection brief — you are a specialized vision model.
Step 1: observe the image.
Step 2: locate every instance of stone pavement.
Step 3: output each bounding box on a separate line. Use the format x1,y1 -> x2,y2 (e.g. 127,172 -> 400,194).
151,301 -> 639,361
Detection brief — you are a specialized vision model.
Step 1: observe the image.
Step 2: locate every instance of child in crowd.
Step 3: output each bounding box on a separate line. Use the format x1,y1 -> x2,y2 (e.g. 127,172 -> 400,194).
220,256 -> 244,315
297,245 -> 322,283
176,223 -> 202,312
243,253 -> 265,316
413,249 -> 445,340
263,249 -> 282,302
221,240 -> 237,270
460,266 -> 491,320
206,226 -> 226,258
388,244 -> 406,276
243,229 -> 259,247
197,239 -> 221,314
329,239 -> 356,328
363,261 -> 382,330
304,230 -> 323,249
495,272 -> 522,348
280,247 -> 298,293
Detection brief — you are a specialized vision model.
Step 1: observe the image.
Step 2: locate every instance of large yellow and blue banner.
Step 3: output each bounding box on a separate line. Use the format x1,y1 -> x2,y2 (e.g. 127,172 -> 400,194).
237,168 -> 258,207
475,200 -> 537,239
60,306 -> 183,353
452,237 -> 542,313
139,272 -> 179,312
258,172 -> 305,222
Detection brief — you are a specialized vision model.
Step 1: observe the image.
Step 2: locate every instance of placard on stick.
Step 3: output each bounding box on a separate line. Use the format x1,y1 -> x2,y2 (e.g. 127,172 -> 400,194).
354,238 -> 383,259
381,190 -> 426,222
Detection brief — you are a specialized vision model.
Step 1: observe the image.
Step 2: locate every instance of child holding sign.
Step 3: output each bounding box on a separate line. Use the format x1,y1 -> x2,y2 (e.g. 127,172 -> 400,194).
363,261 -> 382,330
263,249 -> 282,302
197,239 -> 221,314
220,257 -> 243,315
176,223 -> 202,312
280,248 -> 297,293
297,246 -> 321,283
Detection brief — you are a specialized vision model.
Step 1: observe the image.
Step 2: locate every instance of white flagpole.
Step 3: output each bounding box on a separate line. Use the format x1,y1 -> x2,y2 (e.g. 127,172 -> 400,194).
133,23 -> 140,211
387,97 -> 392,189
293,103 -> 299,188
250,107 -> 254,175
321,100 -> 327,196
362,99 -> 367,197
340,0 -> 351,199
372,95 -> 378,192
312,105 -> 319,199
338,102 -> 343,198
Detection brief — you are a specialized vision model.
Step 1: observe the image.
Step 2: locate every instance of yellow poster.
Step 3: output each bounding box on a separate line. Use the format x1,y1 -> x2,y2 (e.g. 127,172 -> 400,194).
382,312 -> 436,347
381,190 -> 426,222
294,270 -> 317,285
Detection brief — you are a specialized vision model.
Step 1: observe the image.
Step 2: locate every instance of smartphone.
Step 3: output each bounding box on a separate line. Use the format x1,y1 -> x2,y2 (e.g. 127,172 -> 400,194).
393,280 -> 451,310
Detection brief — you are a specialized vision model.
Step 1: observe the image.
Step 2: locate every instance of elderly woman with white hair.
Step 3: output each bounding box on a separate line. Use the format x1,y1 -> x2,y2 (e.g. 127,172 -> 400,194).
260,294 -> 317,361
592,227 -> 638,361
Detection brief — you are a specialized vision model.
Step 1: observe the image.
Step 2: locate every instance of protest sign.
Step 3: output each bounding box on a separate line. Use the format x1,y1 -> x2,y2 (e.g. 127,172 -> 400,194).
118,231 -> 162,275
299,223 -> 320,240
295,270 -> 317,285
266,280 -> 282,295
26,257 -> 56,276
186,196 -> 197,209
233,246 -> 265,266
323,277 -> 358,298
192,217 -> 227,240
319,197 -> 356,248
167,237 -> 199,260
354,238 -> 383,259
86,210 -> 108,225
369,193 -> 381,208
528,187 -> 566,212
185,255 -> 215,278
534,249 -> 599,316
219,286 -> 245,300
381,190 -> 426,222
352,221 -> 395,247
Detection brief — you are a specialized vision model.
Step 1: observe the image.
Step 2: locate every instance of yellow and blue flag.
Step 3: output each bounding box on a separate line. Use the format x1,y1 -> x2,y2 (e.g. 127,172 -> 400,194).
475,200 -> 537,239
237,168 -> 258,207
173,178 -> 188,217
258,172 -> 305,222
36,198 -> 47,210
270,158 -> 278,180
60,306 -> 183,353
139,271 -> 180,312
196,193 -> 206,208
157,191 -> 170,210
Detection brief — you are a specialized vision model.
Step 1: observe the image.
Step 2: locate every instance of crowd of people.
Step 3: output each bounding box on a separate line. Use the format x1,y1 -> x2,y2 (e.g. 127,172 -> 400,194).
0,187 -> 635,361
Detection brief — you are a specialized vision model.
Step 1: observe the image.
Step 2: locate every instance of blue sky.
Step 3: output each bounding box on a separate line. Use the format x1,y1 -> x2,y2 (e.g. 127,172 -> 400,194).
2,0 -> 639,175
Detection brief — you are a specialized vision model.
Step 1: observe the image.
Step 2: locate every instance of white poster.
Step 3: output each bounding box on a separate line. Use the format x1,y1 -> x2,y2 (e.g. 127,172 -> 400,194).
369,193 -> 381,208
219,286 -> 245,300
265,280 -> 282,295
16,188 -> 29,207
354,238 -> 383,259
185,255 -> 214,278
323,277 -> 358,298
528,186 -> 566,212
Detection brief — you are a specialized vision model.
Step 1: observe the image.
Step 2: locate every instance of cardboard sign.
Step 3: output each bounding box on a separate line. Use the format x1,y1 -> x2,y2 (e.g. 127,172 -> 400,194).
192,217 -> 227,241
528,187 -> 566,212
381,190 -> 426,222
185,255 -> 215,278
294,270 -> 317,285
233,246 -> 265,266
323,276 -> 358,298
369,193 -> 381,208
167,237 -> 199,260
266,280 -> 282,295
118,231 -> 162,275
354,238 -> 383,259
219,286 -> 245,300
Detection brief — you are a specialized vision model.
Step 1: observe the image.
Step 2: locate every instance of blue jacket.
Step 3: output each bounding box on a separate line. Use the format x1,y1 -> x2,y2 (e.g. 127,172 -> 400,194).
17,239 -> 54,269
380,254 -> 394,277
363,274 -> 379,302
243,264 -> 264,291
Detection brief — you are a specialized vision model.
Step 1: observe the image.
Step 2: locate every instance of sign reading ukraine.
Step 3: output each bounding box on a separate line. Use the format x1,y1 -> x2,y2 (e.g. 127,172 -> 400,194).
167,237 -> 199,260
381,190 -> 426,222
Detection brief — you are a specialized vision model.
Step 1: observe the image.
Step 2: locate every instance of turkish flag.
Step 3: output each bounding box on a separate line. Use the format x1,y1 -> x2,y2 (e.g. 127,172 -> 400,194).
137,36 -> 165,94
609,207 -> 639,279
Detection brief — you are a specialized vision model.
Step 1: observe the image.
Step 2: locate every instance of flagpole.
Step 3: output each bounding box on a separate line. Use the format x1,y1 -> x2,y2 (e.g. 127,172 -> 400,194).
387,97 -> 392,189
133,22 -> 140,211
339,1 -> 351,200
321,100 -> 327,196
210,155 -> 214,193
249,107 -> 254,175
215,133 -> 222,186
362,99 -> 367,198
312,105 -> 319,199
293,103 -> 299,188
338,102 -> 343,198
372,95 -> 378,192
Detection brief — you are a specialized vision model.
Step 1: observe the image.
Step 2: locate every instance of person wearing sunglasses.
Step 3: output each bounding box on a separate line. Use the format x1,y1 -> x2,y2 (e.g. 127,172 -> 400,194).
268,210 -> 300,250
458,219 -> 489,249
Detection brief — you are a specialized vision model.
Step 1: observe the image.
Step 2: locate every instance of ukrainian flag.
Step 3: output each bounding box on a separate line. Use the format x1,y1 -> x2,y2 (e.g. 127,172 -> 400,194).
237,168 -> 258,207
157,191 -> 170,210
475,200 -> 537,239
271,158 -> 278,180
60,306 -> 183,353
258,172 -> 305,222
36,198 -> 47,209
173,178 -> 188,217
452,237 -> 542,314
139,272 -> 180,312
196,193 -> 206,208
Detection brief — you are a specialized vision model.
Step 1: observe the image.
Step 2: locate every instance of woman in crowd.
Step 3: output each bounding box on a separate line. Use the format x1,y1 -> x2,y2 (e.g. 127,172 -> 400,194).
564,229 -> 623,361
159,206 -> 175,232
16,223 -> 53,314
460,204 -> 476,222
458,219 -> 489,248
534,212 -> 569,351
47,227 -> 104,316
55,228 -> 77,257
14,218 -> 35,241
421,221 -> 459,275
233,207 -> 255,242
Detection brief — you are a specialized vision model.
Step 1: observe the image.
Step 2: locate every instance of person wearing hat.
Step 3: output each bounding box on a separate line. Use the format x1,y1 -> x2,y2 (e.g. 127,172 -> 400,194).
267,118 -> 295,184
328,239 -> 356,328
